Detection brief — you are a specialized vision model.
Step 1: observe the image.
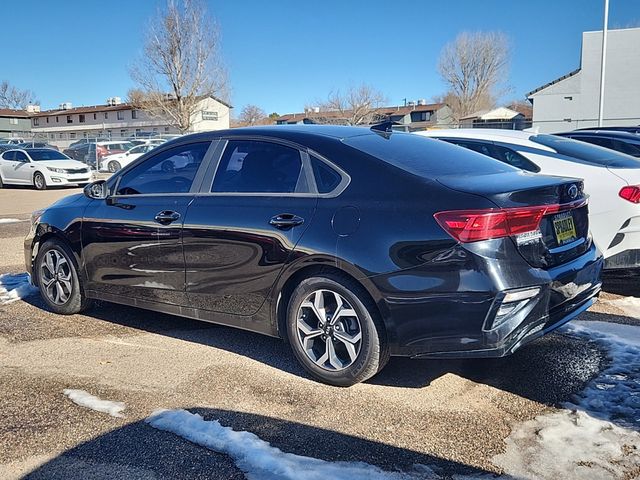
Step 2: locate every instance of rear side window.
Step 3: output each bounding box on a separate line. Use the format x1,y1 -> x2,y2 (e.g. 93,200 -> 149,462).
532,134 -> 640,167
344,133 -> 514,177
492,145 -> 540,172
310,155 -> 342,193
116,142 -> 209,195
212,140 -> 306,194
613,139 -> 640,157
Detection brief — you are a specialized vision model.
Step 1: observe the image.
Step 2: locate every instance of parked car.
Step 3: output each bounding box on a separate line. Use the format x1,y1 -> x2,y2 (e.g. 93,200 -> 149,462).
25,126 -> 602,386
0,148 -> 91,190
416,129 -> 640,269
63,141 -> 135,169
555,130 -> 640,157
129,138 -> 165,147
99,143 -> 159,172
17,141 -> 59,151
575,125 -> 640,135
0,137 -> 25,145
68,138 -> 108,148
0,144 -> 16,153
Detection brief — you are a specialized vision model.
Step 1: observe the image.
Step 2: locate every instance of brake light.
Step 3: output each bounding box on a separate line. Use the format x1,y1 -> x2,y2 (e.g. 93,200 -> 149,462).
619,185 -> 640,204
434,199 -> 588,243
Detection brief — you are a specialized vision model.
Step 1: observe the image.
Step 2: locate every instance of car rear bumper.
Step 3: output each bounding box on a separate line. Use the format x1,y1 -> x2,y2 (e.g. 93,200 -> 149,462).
376,240 -> 603,357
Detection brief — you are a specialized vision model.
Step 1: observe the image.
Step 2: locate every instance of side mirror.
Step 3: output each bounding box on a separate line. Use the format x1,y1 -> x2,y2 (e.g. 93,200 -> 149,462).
84,180 -> 109,200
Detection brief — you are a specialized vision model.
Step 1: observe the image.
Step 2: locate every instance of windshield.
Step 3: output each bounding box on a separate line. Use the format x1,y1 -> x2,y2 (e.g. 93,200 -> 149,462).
531,134 -> 640,168
27,149 -> 70,161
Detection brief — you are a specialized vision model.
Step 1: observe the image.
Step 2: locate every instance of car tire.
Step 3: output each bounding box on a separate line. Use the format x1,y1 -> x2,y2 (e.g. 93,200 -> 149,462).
108,160 -> 121,173
33,172 -> 47,190
35,239 -> 92,314
286,273 -> 389,386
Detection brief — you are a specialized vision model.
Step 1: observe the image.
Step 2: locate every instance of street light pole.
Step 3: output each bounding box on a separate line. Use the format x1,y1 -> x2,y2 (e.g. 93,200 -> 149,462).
597,0 -> 609,127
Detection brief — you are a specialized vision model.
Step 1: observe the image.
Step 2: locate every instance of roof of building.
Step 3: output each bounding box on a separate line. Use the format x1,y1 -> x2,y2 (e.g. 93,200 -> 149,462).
32,95 -> 232,118
276,103 -> 446,123
526,68 -> 581,97
460,107 -> 523,121
0,108 -> 30,118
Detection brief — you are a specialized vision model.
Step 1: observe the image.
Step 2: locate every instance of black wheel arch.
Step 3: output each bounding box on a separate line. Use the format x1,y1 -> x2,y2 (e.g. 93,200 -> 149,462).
271,255 -> 394,346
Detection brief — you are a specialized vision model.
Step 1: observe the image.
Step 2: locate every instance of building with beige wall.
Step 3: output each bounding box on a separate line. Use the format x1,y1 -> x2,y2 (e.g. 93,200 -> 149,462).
30,96 -> 231,145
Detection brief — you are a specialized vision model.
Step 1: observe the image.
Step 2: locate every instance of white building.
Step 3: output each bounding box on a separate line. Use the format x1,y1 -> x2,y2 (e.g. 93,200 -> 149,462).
30,95 -> 231,145
527,27 -> 640,133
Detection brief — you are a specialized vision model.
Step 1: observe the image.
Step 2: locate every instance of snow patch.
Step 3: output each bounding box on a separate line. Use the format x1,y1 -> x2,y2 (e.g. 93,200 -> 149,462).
494,320 -> 640,479
0,272 -> 38,305
147,409 -> 447,480
63,389 -> 126,418
0,218 -> 23,224
608,296 -> 640,319
493,410 -> 640,479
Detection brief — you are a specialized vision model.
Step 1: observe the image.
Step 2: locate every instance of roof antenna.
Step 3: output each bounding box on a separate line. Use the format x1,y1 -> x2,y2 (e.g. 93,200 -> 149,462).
370,121 -> 398,136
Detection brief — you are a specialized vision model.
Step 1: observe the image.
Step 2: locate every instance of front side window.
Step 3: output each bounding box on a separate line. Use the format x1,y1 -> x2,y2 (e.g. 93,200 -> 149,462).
116,142 -> 210,195
14,151 -> 29,162
212,140 -> 305,194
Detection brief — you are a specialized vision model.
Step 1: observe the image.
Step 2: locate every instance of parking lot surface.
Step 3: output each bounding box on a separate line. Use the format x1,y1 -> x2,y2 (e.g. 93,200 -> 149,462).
1,186 -> 639,480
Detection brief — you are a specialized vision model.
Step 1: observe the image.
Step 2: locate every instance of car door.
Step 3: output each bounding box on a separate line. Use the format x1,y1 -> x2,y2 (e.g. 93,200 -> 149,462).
4,151 -> 35,184
82,140 -> 214,305
0,151 -> 18,182
182,138 -> 318,327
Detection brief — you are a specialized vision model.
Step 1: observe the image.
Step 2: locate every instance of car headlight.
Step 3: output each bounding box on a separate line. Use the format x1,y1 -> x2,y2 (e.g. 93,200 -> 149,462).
31,209 -> 45,226
47,166 -> 65,174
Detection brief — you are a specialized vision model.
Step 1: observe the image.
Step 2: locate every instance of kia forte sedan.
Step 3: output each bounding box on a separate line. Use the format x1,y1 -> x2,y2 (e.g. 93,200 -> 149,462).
24,125 -> 603,386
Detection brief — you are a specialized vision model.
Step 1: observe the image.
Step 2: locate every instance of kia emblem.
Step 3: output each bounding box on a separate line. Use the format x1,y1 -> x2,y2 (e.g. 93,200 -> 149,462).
568,184 -> 578,199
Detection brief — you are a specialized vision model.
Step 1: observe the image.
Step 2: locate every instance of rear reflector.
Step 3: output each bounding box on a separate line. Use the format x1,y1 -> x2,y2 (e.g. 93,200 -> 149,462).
434,199 -> 588,243
619,185 -> 640,204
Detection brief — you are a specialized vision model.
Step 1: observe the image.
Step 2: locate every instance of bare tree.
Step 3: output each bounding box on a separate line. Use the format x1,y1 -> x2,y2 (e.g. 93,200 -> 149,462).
130,0 -> 228,133
437,31 -> 510,123
316,84 -> 387,125
236,104 -> 268,126
0,81 -> 38,109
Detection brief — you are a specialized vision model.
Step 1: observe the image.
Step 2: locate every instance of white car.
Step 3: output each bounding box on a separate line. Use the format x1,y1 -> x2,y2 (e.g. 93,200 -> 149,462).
0,148 -> 92,190
100,143 -> 158,172
415,129 -> 640,270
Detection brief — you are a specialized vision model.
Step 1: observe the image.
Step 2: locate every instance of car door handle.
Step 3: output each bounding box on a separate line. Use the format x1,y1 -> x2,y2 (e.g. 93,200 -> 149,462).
269,214 -> 304,230
154,210 -> 181,225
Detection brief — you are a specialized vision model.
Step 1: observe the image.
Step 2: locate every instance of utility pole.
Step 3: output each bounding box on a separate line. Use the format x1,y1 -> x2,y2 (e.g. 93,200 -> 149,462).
597,0 -> 609,127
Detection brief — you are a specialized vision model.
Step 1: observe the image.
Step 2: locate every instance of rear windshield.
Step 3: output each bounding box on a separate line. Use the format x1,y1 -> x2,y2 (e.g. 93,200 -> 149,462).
531,134 -> 640,168
28,149 -> 69,161
343,132 -> 515,177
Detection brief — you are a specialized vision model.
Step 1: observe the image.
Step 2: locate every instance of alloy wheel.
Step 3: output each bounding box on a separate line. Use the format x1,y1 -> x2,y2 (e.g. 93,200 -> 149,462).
39,249 -> 72,305
296,289 -> 362,371
34,173 -> 45,189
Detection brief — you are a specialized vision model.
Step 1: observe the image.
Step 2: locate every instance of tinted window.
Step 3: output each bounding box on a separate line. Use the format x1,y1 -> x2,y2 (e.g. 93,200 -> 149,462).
2,151 -> 15,161
310,155 -> 342,193
613,139 -> 640,157
532,134 -> 640,168
14,151 -> 28,162
116,142 -> 209,195
344,133 -> 515,177
212,140 -> 305,193
27,149 -> 69,161
492,145 -> 540,172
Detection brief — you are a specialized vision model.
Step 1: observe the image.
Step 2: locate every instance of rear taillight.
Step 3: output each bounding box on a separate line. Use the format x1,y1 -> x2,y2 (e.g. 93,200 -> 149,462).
434,199 -> 588,243
619,185 -> 640,203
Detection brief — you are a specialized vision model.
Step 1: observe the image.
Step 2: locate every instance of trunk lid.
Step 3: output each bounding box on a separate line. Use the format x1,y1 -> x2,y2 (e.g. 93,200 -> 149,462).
436,171 -> 591,269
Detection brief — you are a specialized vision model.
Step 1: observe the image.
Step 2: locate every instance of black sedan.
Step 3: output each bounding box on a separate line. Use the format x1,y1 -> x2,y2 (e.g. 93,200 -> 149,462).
24,126 -> 603,386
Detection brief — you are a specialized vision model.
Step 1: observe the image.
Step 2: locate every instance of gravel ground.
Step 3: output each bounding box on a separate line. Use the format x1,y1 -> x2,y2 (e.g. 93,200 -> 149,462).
0,187 -> 637,479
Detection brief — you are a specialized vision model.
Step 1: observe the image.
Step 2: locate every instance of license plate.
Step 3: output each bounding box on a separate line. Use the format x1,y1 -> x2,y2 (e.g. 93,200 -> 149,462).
552,212 -> 577,245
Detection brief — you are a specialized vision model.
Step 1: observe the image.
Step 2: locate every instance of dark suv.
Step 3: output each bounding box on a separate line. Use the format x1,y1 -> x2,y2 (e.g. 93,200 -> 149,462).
25,126 -> 603,386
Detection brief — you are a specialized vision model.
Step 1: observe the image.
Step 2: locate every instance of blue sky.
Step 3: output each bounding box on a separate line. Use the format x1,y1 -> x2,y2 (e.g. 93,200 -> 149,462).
3,0 -> 638,114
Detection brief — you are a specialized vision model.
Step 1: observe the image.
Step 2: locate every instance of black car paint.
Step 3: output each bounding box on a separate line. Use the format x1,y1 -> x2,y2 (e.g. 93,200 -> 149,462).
25,126 -> 603,358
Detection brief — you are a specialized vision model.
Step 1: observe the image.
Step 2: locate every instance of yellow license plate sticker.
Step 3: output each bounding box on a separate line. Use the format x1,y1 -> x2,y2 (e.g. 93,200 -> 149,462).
552,212 -> 577,245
